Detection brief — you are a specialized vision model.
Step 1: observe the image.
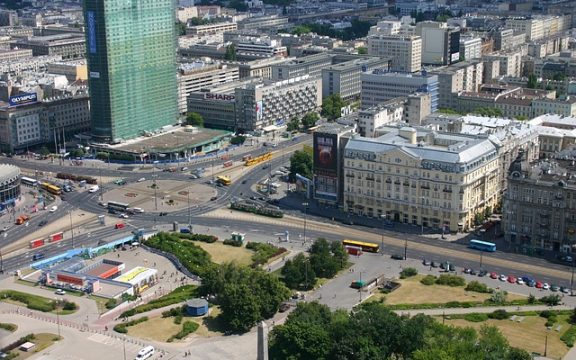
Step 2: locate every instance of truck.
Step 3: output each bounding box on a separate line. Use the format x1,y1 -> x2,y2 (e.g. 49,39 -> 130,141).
15,215 -> 30,225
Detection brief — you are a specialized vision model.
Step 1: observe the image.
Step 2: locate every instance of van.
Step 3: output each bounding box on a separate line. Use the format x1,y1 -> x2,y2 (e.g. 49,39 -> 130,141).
135,346 -> 154,360
132,207 -> 144,214
32,253 -> 45,261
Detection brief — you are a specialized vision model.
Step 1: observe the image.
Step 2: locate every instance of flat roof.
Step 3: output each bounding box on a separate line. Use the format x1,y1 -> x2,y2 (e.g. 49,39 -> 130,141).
108,127 -> 232,154
85,263 -> 117,278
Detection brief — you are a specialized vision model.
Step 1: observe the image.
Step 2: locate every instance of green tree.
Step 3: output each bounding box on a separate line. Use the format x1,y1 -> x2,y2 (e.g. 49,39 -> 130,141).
292,25 -> 311,35
281,253 -> 316,290
228,0 -> 248,11
286,117 -> 300,132
489,290 -> 508,305
69,148 -> 84,158
289,149 -> 313,181
357,46 -> 368,55
225,44 -> 237,61
39,146 -> 50,156
321,94 -> 347,121
301,112 -> 319,129
175,21 -> 187,36
527,73 -> 538,88
309,238 -> 339,278
230,135 -> 246,145
437,108 -> 461,115
186,112 -> 204,127
189,17 -> 209,26
330,240 -> 348,270
219,282 -> 261,332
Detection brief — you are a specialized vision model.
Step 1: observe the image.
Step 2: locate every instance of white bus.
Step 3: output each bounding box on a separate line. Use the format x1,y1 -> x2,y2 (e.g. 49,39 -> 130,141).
21,176 -> 38,187
135,345 -> 155,360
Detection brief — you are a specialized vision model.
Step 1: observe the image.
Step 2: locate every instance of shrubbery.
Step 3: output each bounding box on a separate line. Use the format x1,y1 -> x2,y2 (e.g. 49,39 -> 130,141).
223,238 -> 243,247
0,323 -> 16,332
420,275 -> 436,286
465,281 -> 492,293
169,321 -> 199,341
488,309 -> 510,320
540,294 -> 562,306
178,233 -> 218,243
399,267 -> 418,279
113,316 -> 148,333
463,313 -> 489,322
435,274 -> 466,287
105,298 -> 117,309
0,290 -> 59,312
62,300 -> 77,311
121,285 -> 197,318
562,325 -> 576,347
246,242 -> 287,267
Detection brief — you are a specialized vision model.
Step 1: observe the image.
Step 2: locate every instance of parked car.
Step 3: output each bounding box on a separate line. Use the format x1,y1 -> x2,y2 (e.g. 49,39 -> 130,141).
469,269 -> 478,276
241,180 -> 248,184
543,283 -> 550,290
210,196 -> 218,201
279,302 -> 291,313
516,278 -> 525,285
463,268 -> 472,274
535,281 -> 543,289
422,259 -> 431,266
561,286 -> 570,294
137,177 -> 146,182
507,276 -> 517,284
159,212 -> 168,216
490,272 -> 498,279
478,270 -> 488,277
527,280 -> 536,287
430,261 -> 439,268
551,285 -> 560,292
391,254 -> 404,260
55,289 -> 66,295
180,167 -> 189,171
118,213 -> 129,219
38,220 -> 47,227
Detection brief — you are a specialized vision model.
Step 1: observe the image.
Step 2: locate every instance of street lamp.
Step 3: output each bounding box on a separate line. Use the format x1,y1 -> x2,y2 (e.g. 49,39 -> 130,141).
69,211 -> 75,248
123,334 -> 127,360
359,271 -> 364,303
302,202 -> 309,243
479,251 -> 484,269
98,167 -> 104,201
152,166 -> 158,211
380,214 -> 386,255
420,197 -> 425,235
187,187 -> 192,228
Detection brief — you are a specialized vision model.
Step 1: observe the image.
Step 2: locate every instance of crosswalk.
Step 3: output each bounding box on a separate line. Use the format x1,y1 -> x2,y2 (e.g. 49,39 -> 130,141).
87,333 -> 162,359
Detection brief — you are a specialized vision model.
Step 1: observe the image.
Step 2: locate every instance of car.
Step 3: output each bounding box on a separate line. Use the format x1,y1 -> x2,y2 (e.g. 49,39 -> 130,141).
159,212 -> 168,216
551,285 -> 560,292
180,167 -> 188,171
38,220 -> 47,227
114,179 -> 126,185
561,286 -> 571,294
469,269 -> 478,276
190,174 -> 198,179
241,180 -> 248,184
463,268 -> 472,274
250,196 -> 258,200
98,201 -> 107,207
60,195 -> 66,201
543,283 -> 550,290
499,274 -> 508,282
391,254 -> 404,260
55,289 -> 66,295
49,205 -> 58,212
137,177 -> 146,182
430,261 -> 439,268
210,196 -> 218,201
279,302 -> 291,313
32,253 -> 45,261
422,259 -> 431,266
118,213 -> 129,219
490,272 -> 498,279
88,185 -> 99,193
267,199 -> 280,205
507,276 -> 517,284
478,270 -> 488,277
516,278 -> 525,285
535,281 -> 543,289
527,281 -> 536,287
259,197 -> 267,201
446,263 -> 455,272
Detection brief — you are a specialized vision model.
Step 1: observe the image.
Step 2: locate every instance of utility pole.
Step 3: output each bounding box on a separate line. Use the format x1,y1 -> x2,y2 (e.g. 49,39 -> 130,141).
404,239 -> 408,260
480,252 -> 484,269
98,167 -> 103,201
359,271 -> 363,303
571,257 -> 575,296
0,250 -> 4,274
302,202 -> 309,243
69,211 -> 75,248
153,166 -> 158,211
123,335 -> 127,360
187,187 -> 191,227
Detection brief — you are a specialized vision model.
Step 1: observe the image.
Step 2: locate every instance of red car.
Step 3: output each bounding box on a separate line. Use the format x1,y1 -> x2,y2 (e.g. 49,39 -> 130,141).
507,276 -> 517,284
490,272 -> 498,279
536,281 -> 543,289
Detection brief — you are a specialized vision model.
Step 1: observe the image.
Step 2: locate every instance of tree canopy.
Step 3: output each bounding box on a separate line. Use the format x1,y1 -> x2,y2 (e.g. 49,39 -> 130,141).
290,20 -> 373,41
225,44 -> 237,61
321,94 -> 348,121
301,112 -> 319,129
289,149 -> 313,181
286,117 -> 300,132
270,302 -> 531,360
186,112 -> 204,127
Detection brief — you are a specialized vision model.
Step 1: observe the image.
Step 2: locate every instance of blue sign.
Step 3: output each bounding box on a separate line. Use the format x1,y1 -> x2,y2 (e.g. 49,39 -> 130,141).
9,93 -> 37,107
87,11 -> 96,54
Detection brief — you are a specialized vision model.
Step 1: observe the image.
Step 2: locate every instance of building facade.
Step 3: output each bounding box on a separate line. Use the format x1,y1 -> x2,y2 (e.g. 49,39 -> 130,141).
0,48 -> 33,62
84,0 -> 179,142
416,22 -> 460,65
367,35 -> 422,73
431,60 -> 484,109
10,34 -> 85,59
0,164 -> 21,209
321,57 -> 390,100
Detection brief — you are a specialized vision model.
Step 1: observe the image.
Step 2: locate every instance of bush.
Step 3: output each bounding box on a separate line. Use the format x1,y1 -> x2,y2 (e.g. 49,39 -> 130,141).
105,298 -> 117,309
178,233 -> 218,243
540,310 -> 556,319
223,238 -> 243,247
113,316 -> 148,333
230,202 -> 284,218
162,307 -> 183,318
0,323 -> 16,332
540,294 -> 562,306
562,325 -> 576,347
0,290 -> 57,312
464,313 -> 489,322
465,281 -> 491,293
246,242 -> 287,267
62,300 -> 77,311
121,285 -> 197,318
488,290 -> 508,305
399,267 -> 418,279
545,317 -> 557,327
488,309 -> 510,320
170,321 -> 199,341
174,315 -> 183,325
435,274 -> 466,287
420,275 -> 437,286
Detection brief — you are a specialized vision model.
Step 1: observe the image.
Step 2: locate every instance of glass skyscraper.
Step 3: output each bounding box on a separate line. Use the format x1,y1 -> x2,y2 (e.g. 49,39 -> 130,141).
83,0 -> 178,142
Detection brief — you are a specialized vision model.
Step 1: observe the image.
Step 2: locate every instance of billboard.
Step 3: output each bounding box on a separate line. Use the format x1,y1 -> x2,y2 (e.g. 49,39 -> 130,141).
9,93 -> 37,107
313,132 -> 338,177
256,100 -> 263,121
87,11 -> 97,54
204,93 -> 235,101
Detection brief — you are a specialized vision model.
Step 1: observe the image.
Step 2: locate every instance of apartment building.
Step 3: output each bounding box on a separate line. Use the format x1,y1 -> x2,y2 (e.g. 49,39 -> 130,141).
322,57 -> 390,100
532,96 -> 576,117
360,71 -> 438,111
237,15 -> 289,30
235,37 -> 287,60
342,126 -> 501,232
357,99 -> 405,137
367,35 -> 422,73
459,37 -> 482,61
416,21 -> 460,65
482,50 -> 523,77
0,48 -> 32,62
430,60 -> 484,109
10,34 -> 85,60
186,22 -> 237,36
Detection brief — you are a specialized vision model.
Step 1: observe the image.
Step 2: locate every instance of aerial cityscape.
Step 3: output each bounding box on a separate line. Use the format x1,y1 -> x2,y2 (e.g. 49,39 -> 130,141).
0,0 -> 576,359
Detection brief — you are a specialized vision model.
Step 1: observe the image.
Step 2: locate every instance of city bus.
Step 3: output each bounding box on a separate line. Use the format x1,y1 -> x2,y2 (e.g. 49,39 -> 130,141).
40,182 -> 62,195
21,176 -> 38,187
342,239 -> 380,253
216,176 -> 232,186
107,201 -> 130,212
469,239 -> 496,252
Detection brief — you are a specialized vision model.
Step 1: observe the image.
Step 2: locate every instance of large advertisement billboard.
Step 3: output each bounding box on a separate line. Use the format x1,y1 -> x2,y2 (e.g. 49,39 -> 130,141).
9,93 -> 37,107
87,11 -> 97,54
313,132 -> 338,177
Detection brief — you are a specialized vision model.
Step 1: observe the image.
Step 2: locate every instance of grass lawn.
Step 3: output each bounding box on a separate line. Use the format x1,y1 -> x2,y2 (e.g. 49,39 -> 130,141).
89,295 -> 112,314
128,316 -> 181,342
193,241 -> 253,265
0,290 -> 78,314
196,307 -> 226,337
7,333 -> 59,359
371,275 -> 526,305
443,315 -> 570,359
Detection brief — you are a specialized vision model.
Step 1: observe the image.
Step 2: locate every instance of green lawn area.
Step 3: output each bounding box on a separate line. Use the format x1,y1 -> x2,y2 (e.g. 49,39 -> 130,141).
370,275 -> 525,305
121,285 -> 197,317
193,241 -> 253,266
0,323 -> 17,332
88,295 -> 112,314
443,314 -> 570,359
5,333 -> 60,359
0,290 -> 78,314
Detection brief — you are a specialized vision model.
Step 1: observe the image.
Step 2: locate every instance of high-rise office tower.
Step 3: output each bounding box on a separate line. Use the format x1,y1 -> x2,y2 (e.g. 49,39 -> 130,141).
84,0 -> 178,142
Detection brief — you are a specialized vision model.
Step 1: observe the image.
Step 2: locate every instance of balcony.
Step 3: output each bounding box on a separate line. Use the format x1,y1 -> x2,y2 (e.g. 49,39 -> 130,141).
443,188 -> 452,193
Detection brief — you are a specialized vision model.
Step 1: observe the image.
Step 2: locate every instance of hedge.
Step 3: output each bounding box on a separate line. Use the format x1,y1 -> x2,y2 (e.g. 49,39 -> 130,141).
246,242 -> 287,266
420,275 -> 436,286
0,323 -> 16,332
113,316 -> 148,333
0,290 -> 57,312
562,325 -> 576,347
178,233 -> 218,243
463,313 -> 489,322
399,267 -> 418,279
223,239 -> 243,247
170,321 -> 199,340
488,309 -> 510,320
435,274 -> 466,287
465,281 -> 492,293
120,285 -> 197,318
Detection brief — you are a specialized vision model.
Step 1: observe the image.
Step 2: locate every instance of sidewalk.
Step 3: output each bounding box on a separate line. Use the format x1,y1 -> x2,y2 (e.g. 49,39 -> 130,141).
393,304 -> 572,317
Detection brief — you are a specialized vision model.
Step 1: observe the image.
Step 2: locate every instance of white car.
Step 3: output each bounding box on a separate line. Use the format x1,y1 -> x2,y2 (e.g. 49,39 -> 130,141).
499,274 -> 508,282
55,289 -> 66,295
516,278 -> 525,285
137,177 -> 146,182
119,213 -> 129,219
89,185 -> 99,193
543,283 -> 551,290
49,205 -> 58,212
